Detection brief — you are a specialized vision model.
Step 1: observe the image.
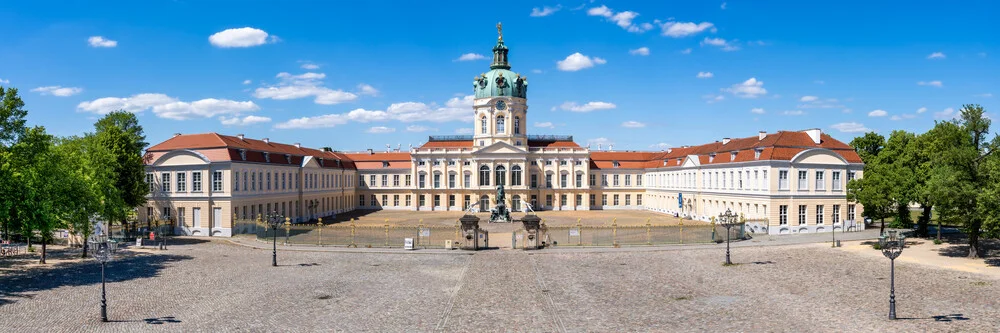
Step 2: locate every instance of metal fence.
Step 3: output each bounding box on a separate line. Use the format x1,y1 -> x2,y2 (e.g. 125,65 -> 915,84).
233,219 -> 462,249
517,221 -> 744,248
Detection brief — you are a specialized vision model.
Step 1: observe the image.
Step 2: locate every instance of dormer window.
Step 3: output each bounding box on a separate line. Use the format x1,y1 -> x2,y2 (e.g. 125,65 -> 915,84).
754,148 -> 762,160
285,154 -> 292,164
418,161 -> 426,166
238,149 -> 247,161
676,158 -> 682,165
263,152 -> 270,163
612,161 -> 620,168
709,153 -> 716,163
382,161 -> 389,168
318,158 -> 324,166
663,159 -> 668,166
730,151 -> 737,161
335,160 -> 342,167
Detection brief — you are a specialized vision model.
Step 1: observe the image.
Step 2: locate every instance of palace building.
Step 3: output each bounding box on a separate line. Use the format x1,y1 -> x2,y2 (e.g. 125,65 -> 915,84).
140,26 -> 864,236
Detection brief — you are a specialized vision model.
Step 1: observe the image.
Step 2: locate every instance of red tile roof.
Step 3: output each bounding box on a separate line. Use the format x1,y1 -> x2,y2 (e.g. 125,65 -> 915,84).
146,133 -> 355,169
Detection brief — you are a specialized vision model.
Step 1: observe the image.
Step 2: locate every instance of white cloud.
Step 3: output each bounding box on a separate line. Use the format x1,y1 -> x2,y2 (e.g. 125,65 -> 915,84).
242,79 -> 252,85
220,115 -> 271,126
77,93 -> 260,120
917,80 -> 943,87
0,78 -> 8,85
208,27 -> 276,48
680,48 -> 692,54
254,72 -> 358,105
455,128 -> 474,134
750,108 -> 765,114
696,71 -> 713,78
530,5 -> 561,17
629,47 -> 650,56
799,96 -> 818,102
455,53 -> 486,61
720,2 -> 727,9
621,121 -> 645,128
559,101 -> 616,112
557,53 -> 606,71
588,137 -> 615,149
366,126 -> 396,134
974,93 -> 993,98
275,114 -> 349,129
406,125 -> 435,132
31,86 -> 83,97
723,77 -> 767,98
535,122 -> 555,129
703,94 -> 725,104
830,122 -> 870,133
868,109 -> 888,117
842,109 -> 853,114
783,110 -> 804,116
386,95 -> 475,122
300,63 -> 320,70
701,37 -> 739,51
531,69 -> 543,74
587,5 -> 652,33
660,22 -> 716,37
917,107 -> 927,113
87,36 -> 117,48
357,83 -> 379,96
934,107 -> 957,119
890,115 -> 901,121
927,52 -> 946,59
649,142 -> 672,150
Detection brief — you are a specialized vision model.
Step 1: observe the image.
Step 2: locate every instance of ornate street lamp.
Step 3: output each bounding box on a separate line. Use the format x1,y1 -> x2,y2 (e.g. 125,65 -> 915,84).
266,211 -> 285,267
879,230 -> 906,320
717,208 -> 739,265
87,227 -> 119,322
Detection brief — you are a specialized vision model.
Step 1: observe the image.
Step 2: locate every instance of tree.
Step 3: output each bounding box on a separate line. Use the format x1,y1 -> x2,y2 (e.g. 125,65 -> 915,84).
0,86 -> 28,240
847,132 -> 895,234
925,104 -> 999,258
93,111 -> 149,232
55,135 -> 110,257
9,127 -> 67,263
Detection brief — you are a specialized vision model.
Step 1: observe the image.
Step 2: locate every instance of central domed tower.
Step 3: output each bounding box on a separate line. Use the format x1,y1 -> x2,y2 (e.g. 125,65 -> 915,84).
472,22 -> 529,148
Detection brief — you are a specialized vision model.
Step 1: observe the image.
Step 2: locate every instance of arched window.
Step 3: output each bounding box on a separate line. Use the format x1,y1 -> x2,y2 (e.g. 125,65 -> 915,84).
496,115 -> 505,133
481,116 -> 487,134
495,165 -> 507,186
514,116 -> 520,134
480,195 -> 491,211
479,165 -> 490,186
511,165 -> 522,186
512,195 -> 522,212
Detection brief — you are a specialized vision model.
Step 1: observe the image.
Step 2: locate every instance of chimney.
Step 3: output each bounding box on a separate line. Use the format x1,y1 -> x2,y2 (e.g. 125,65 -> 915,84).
758,131 -> 767,140
237,133 -> 245,141
598,143 -> 603,151
609,144 -> 614,152
386,144 -> 391,153
367,148 -> 374,155
666,148 -> 672,153
262,138 -> 270,144
722,138 -> 731,145
322,147 -> 333,152
396,143 -> 401,152
294,143 -> 301,148
173,133 -> 182,137
803,128 -> 822,144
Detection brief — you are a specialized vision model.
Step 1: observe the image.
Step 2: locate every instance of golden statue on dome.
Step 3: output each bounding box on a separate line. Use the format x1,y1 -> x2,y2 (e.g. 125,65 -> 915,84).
497,22 -> 503,41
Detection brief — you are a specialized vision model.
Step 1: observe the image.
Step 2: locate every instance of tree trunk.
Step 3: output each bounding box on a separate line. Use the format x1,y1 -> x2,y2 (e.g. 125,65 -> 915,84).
968,220 -> 982,258
39,241 -> 46,264
81,240 -> 89,258
880,217 -> 886,234
917,204 -> 931,238
937,218 -> 942,241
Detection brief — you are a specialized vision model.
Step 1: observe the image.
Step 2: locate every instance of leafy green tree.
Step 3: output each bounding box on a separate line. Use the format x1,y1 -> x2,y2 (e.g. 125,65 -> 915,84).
55,135 -> 111,257
93,111 -> 149,232
9,127 -> 67,263
0,86 -> 27,146
847,132 -> 895,234
0,86 -> 28,240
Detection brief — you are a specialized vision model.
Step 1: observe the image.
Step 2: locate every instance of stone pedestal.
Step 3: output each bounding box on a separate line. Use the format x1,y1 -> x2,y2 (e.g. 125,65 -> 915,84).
459,215 -> 484,250
520,214 -> 544,250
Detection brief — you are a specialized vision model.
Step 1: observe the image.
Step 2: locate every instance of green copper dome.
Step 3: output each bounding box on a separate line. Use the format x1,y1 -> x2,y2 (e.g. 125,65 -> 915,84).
472,23 -> 528,99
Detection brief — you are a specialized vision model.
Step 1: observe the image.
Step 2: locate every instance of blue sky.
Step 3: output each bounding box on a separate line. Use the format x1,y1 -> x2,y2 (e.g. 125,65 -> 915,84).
1,1 -> 996,151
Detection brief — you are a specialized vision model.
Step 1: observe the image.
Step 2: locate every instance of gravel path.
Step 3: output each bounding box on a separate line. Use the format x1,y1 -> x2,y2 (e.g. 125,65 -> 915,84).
1,238 -> 997,332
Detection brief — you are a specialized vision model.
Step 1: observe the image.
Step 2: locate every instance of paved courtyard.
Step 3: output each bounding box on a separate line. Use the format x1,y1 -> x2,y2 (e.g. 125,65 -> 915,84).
1,237 -> 998,332
322,209 -> 688,233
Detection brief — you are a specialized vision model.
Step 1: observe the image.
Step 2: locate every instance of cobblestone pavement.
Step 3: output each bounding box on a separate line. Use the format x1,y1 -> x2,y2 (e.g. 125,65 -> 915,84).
1,237 -> 998,332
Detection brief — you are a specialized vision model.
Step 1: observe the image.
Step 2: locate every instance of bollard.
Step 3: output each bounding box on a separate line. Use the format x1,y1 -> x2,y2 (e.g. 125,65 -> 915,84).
317,218 -> 323,246
577,218 -> 583,246
284,218 -> 291,245
612,218 -> 618,247
384,224 -> 390,247
349,220 -> 357,248
679,219 -> 684,244
646,218 -> 652,245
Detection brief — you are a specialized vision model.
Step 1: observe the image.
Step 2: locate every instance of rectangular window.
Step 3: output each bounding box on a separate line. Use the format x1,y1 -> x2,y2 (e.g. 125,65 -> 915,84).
589,194 -> 595,206
434,195 -> 441,207
590,174 -> 596,186
433,174 -> 441,188
266,173 -> 271,190
601,194 -> 608,206
815,171 -> 825,190
193,172 -> 203,192
848,171 -> 856,181
832,171 -> 841,191
177,172 -> 186,192
393,175 -> 400,187
798,170 -> 808,190
601,175 -> 608,186
816,205 -> 825,224
798,205 -> 807,225
625,194 -> 631,206
531,175 -> 537,188
146,173 -> 155,192
613,194 -> 620,206
464,174 -> 471,188
359,195 -> 365,207
381,175 -> 388,187
405,195 -> 411,206
369,175 -> 376,187
833,204 -> 841,224
463,195 -> 469,210
778,170 -> 789,190
405,175 -> 412,186
449,174 -> 456,188
560,174 -> 567,188
161,173 -> 171,192
359,175 -> 365,187
449,195 -> 455,207
419,195 -> 426,207
575,194 -> 582,206
281,173 -> 286,190
382,195 -> 388,207
212,171 -> 223,192
560,194 -> 567,207
545,174 -> 552,188
233,172 -> 238,191
163,207 -> 171,220
848,204 -> 856,221
625,175 -> 631,186
545,195 -> 553,207
637,175 -> 642,186
779,205 -> 788,225
251,173 -> 256,191
258,172 -> 263,191
613,175 -> 620,186
418,174 -> 425,188
576,174 -> 583,188
637,194 -> 642,206
371,195 -> 378,206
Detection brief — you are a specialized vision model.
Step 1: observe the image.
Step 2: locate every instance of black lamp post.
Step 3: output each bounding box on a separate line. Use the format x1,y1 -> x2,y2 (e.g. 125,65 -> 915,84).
87,227 -> 119,322
879,230 -> 905,320
266,211 -> 284,267
717,208 -> 739,265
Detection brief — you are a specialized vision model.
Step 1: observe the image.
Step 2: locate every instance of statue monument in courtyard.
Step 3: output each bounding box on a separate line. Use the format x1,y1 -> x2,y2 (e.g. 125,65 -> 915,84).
489,184 -> 512,223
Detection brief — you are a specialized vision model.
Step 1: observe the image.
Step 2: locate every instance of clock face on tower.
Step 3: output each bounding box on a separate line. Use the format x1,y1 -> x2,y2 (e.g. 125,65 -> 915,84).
496,100 -> 507,110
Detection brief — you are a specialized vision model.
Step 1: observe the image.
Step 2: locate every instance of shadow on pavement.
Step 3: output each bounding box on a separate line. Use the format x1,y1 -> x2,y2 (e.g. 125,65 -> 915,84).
0,251 -> 193,307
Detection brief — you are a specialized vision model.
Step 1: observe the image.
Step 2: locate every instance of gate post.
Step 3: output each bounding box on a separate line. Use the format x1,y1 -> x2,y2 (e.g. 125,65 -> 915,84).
317,218 -> 323,246
384,219 -> 390,247
577,218 -> 583,246
612,218 -> 618,247
646,218 -> 651,245
349,220 -> 357,248
679,219 -> 684,244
